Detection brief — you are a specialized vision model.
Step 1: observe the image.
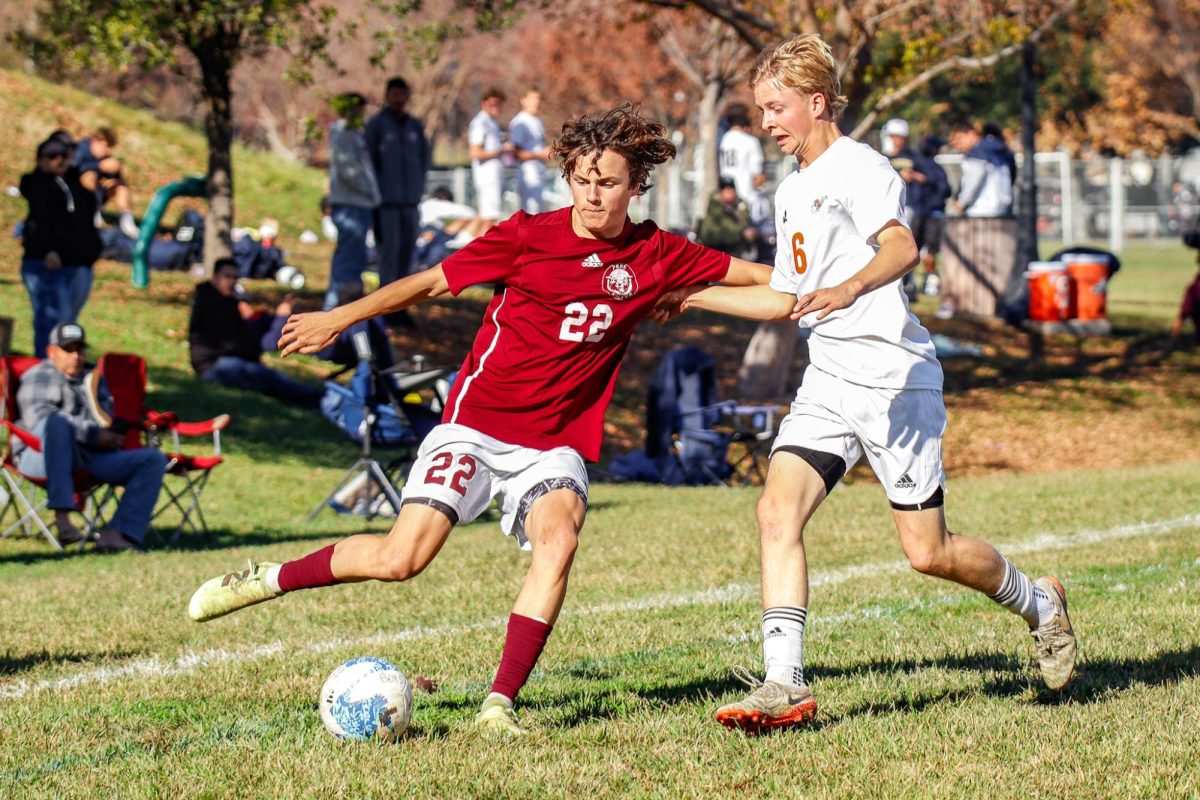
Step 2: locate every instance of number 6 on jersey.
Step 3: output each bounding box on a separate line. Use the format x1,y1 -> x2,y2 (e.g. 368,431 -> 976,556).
559,302 -> 613,343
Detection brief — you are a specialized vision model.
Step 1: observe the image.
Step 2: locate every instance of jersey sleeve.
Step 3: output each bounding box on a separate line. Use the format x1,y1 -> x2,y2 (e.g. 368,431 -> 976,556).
467,116 -> 485,147
441,212 -> 526,295
849,159 -> 908,243
657,230 -> 732,290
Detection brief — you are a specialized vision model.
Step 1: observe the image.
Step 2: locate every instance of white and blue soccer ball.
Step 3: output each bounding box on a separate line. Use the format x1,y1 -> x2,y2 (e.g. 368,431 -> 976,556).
319,656 -> 413,742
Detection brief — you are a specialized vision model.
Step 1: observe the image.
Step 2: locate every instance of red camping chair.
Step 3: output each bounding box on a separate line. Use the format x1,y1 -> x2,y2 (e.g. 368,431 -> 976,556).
0,355 -> 106,551
97,353 -> 229,543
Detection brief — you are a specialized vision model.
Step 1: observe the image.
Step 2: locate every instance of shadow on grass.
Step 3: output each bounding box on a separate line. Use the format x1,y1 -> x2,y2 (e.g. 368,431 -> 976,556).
0,647 -> 145,677
144,363 -> 362,469
0,525 -> 363,564
539,644 -> 1200,729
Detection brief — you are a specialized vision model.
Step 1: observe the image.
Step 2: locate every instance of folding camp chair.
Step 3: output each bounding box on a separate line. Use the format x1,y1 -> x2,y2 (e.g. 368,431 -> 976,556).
96,353 -> 230,543
648,346 -> 778,487
310,352 -> 448,521
0,355 -> 106,550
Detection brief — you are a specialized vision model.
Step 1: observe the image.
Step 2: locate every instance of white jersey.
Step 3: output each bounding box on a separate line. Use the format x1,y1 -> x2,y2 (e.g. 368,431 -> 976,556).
718,128 -> 764,202
468,110 -> 504,186
509,111 -> 547,188
769,136 -> 943,390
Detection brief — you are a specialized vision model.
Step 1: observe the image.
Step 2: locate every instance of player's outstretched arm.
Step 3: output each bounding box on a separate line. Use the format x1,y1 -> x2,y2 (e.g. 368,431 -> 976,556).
686,283 -> 796,321
792,222 -> 917,321
722,257 -> 773,286
279,265 -> 451,357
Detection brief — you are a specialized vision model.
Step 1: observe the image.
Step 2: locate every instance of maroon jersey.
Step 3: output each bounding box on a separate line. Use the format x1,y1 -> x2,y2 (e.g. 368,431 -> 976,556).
440,207 -> 730,461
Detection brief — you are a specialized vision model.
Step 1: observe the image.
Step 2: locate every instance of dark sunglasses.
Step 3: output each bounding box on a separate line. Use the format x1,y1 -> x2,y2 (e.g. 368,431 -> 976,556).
59,343 -> 86,353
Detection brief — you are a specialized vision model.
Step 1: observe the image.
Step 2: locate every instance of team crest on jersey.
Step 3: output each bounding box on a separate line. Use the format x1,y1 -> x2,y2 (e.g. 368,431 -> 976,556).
811,196 -> 826,213
581,253 -> 604,268
602,263 -> 638,300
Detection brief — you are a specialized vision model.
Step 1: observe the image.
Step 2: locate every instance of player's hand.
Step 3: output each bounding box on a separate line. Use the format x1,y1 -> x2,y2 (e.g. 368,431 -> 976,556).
792,282 -> 859,321
44,251 -> 62,270
652,287 -> 697,324
279,311 -> 341,357
275,293 -> 295,318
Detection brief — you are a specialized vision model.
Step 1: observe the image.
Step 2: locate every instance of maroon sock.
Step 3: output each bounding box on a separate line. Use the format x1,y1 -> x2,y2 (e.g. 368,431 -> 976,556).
490,613 -> 553,702
277,545 -> 340,593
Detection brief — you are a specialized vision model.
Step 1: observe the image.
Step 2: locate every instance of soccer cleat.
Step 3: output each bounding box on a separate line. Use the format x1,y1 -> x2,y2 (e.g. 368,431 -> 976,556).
1031,576 -> 1077,691
188,560 -> 281,622
474,695 -> 526,737
714,666 -> 817,733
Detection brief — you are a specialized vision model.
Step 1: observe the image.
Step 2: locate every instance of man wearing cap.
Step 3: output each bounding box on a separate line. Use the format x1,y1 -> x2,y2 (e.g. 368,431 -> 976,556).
698,176 -> 758,258
19,136 -> 103,358
14,323 -> 167,551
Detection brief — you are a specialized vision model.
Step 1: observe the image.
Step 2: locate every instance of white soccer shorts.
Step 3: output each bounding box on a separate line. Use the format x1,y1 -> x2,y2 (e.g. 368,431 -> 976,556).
473,175 -> 503,219
400,423 -> 589,549
772,366 -> 947,505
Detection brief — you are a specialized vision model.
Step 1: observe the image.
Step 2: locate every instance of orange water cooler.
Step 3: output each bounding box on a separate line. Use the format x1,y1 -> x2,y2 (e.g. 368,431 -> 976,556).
1026,261 -> 1071,321
1064,253 -> 1110,320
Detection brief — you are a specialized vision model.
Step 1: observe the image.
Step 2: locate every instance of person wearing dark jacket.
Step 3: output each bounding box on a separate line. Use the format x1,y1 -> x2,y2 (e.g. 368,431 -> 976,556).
188,258 -> 322,408
910,135 -> 951,294
363,77 -> 430,293
20,137 -> 103,357
698,177 -> 758,258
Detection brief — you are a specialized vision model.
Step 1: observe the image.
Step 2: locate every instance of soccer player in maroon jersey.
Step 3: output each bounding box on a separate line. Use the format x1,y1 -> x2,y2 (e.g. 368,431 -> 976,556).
187,104 -> 771,736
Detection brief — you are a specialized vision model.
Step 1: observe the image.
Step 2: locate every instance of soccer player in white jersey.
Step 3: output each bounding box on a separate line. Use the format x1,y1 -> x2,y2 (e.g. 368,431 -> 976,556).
718,103 -> 765,205
666,34 -> 1077,733
186,104 -> 772,737
468,87 -> 513,235
509,89 -> 551,214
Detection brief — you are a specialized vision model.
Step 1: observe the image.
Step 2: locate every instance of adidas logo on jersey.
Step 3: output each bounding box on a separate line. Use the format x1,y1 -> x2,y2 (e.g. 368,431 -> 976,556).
782,210 -> 788,224
894,472 -> 916,489
581,253 -> 604,268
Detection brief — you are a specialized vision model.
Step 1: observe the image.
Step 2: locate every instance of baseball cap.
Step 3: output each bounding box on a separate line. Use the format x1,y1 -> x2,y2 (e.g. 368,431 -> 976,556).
49,322 -> 86,348
883,118 -> 909,138
718,176 -> 737,190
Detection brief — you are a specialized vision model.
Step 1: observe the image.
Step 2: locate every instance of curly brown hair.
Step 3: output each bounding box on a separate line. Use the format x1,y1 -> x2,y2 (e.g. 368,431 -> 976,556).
551,104 -> 676,195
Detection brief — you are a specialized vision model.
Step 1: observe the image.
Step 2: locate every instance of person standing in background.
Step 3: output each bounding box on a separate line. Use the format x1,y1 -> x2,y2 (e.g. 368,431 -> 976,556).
718,103 -> 765,205
20,137 -> 102,357
364,77 -> 430,325
509,89 -> 552,214
469,88 -> 514,237
326,92 -> 382,310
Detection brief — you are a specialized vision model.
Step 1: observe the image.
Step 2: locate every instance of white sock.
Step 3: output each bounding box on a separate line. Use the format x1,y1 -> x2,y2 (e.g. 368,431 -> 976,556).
264,564 -> 283,594
989,558 -> 1054,628
484,691 -> 513,709
762,606 -> 807,687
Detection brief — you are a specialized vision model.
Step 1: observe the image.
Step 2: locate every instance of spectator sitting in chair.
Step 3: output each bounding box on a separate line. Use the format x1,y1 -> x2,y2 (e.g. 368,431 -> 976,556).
14,323 -> 167,551
188,258 -> 323,408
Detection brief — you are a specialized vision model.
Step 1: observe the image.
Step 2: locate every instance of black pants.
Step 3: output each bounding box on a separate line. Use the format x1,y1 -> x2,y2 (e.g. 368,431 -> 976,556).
373,204 -> 420,287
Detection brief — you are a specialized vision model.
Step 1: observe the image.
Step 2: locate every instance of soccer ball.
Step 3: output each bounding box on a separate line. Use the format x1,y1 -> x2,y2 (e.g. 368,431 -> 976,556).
319,656 -> 413,742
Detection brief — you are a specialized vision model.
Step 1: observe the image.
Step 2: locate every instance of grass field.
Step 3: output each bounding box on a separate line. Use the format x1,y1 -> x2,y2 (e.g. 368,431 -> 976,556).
3,71 -> 1200,798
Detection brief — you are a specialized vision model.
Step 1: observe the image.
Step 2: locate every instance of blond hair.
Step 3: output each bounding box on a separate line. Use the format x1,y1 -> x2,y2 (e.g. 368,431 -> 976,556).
750,34 -> 848,120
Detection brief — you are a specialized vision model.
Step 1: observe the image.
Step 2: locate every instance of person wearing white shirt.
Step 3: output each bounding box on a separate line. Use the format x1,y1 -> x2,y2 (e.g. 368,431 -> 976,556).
667,33 -> 1077,733
718,104 -> 765,204
509,89 -> 551,214
468,88 -> 513,235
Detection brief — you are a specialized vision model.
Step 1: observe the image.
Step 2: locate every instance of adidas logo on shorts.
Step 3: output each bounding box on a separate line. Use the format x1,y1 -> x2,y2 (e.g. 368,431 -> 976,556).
581,253 -> 603,268
894,472 -> 916,489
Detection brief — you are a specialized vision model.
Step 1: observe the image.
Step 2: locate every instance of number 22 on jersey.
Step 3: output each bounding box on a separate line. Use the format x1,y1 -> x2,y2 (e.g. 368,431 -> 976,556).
791,232 -> 807,275
559,302 -> 613,343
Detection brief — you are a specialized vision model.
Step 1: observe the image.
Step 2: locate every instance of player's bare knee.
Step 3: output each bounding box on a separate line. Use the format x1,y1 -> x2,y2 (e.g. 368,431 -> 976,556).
377,548 -> 426,582
756,496 -> 799,546
533,525 -> 579,567
905,543 -> 949,577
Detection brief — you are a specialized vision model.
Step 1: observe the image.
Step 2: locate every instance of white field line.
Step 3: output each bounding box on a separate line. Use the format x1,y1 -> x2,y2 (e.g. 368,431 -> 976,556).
2,513 -> 1197,702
